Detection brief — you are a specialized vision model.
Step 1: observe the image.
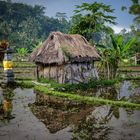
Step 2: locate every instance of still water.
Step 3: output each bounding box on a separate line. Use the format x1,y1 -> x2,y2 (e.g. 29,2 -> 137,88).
0,81 -> 140,140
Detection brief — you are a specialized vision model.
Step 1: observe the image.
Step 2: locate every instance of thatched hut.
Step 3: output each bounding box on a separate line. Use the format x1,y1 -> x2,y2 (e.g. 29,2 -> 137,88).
30,32 -> 100,83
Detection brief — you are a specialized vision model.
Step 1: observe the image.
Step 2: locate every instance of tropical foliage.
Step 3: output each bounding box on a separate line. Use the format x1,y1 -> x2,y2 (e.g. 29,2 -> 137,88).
122,0 -> 140,53
0,1 -> 71,52
70,2 -> 116,40
98,35 -> 135,79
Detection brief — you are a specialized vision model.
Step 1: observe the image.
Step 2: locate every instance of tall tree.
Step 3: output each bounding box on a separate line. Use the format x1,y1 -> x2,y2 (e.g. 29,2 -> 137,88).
129,0 -> 140,53
122,0 -> 140,53
70,2 -> 116,40
55,12 -> 67,21
0,1 -> 71,52
129,0 -> 140,23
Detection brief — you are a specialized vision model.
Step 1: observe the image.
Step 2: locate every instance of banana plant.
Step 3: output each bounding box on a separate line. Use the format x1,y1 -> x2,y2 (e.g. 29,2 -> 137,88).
110,34 -> 135,60
111,34 -> 135,78
98,35 -> 135,79
16,47 -> 28,58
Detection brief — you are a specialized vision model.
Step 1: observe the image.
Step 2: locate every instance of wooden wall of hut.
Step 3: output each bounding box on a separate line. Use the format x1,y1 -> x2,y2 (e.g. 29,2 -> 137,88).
134,53 -> 140,65
136,54 -> 140,64
37,62 -> 99,83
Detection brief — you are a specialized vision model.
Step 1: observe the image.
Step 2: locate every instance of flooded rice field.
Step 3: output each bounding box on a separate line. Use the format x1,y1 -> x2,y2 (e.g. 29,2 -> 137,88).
0,88 -> 49,140
0,66 -> 36,80
83,80 -> 140,103
0,80 -> 140,140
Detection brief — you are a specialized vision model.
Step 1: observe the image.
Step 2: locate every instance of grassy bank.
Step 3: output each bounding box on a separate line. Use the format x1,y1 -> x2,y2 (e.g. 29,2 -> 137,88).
35,85 -> 140,109
15,80 -> 140,109
16,80 -> 34,88
38,78 -> 117,93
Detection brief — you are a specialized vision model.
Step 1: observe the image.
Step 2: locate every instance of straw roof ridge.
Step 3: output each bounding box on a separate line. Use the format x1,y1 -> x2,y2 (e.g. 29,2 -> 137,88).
29,31 -> 100,64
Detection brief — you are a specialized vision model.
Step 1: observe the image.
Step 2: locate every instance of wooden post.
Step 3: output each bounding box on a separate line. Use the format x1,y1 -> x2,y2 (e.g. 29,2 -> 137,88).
56,66 -> 59,83
36,65 -> 39,81
135,54 -> 137,66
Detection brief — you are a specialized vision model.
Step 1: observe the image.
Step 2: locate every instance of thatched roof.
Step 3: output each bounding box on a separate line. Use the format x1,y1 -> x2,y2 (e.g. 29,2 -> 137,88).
0,41 -> 8,61
30,32 -> 100,65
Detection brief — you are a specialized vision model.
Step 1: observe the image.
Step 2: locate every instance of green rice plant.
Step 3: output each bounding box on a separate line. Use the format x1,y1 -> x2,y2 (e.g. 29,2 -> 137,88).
13,61 -> 36,68
16,81 -> 34,88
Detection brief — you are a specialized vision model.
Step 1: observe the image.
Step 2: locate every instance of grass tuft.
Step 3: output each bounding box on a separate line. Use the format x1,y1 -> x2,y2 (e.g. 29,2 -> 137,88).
16,81 -> 34,88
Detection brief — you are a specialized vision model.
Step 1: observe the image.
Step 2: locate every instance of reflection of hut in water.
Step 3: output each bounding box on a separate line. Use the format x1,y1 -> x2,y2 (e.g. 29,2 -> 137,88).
30,32 -> 100,83
31,93 -> 93,133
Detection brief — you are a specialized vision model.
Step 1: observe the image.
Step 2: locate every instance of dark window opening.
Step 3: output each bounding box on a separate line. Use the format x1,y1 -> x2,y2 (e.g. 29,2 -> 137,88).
50,35 -> 54,40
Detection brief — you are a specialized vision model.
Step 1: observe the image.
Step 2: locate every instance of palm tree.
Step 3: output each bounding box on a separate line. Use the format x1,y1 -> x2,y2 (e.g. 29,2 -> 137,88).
70,2 -> 116,40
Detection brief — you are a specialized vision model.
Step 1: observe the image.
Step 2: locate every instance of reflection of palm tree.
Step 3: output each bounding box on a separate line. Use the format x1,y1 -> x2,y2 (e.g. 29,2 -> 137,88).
72,116 -> 111,140
104,106 -> 120,122
72,106 -> 120,140
97,87 -> 118,101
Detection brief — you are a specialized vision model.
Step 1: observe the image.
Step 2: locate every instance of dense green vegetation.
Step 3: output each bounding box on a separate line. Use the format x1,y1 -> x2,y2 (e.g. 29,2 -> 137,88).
98,35 -> 135,79
0,0 -> 139,57
69,1 -> 139,79
70,2 -> 116,41
38,78 -> 116,93
0,1 -> 71,52
16,80 -> 34,88
122,0 -> 140,54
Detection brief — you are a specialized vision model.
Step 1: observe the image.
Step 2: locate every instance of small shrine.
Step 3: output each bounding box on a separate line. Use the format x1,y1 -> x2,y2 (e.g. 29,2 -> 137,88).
0,41 -> 14,84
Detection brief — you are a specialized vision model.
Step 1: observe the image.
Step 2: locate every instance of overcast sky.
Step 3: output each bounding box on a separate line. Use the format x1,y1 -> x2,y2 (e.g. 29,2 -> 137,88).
11,0 -> 135,33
